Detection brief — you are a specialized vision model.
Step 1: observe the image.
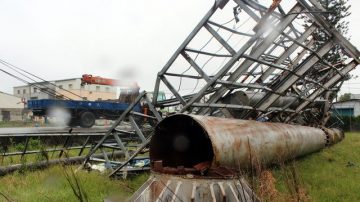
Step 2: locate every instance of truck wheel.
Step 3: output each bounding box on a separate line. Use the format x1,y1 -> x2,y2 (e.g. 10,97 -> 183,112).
80,111 -> 95,128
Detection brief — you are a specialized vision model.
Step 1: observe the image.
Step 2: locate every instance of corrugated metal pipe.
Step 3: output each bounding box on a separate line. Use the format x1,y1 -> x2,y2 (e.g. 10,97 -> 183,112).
150,114 -> 344,173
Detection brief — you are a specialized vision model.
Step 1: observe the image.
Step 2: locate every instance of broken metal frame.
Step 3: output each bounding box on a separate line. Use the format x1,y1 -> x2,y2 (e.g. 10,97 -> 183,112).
81,91 -> 163,177
151,0 -> 360,126
0,131 -> 107,163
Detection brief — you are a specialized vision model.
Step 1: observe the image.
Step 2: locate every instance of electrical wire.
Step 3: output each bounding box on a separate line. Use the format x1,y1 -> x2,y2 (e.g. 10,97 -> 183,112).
176,17 -> 237,94
0,61 -> 69,99
0,68 -> 64,99
0,59 -> 84,99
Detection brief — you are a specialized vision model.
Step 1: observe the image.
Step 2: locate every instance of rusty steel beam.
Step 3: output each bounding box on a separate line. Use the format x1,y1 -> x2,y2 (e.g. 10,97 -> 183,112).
130,173 -> 259,202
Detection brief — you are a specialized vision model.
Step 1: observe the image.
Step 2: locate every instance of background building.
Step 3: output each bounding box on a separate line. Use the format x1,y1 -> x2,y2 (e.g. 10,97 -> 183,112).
0,91 -> 24,121
13,78 -> 117,101
332,99 -> 360,117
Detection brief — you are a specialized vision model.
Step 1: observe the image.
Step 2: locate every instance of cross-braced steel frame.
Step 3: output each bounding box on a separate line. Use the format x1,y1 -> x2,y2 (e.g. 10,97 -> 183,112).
152,0 -> 360,127
81,91 -> 163,177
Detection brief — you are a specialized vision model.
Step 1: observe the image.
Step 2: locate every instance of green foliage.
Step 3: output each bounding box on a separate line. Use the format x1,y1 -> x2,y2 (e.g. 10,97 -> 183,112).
0,165 -> 149,201
319,0 -> 351,35
0,120 -> 36,128
28,138 -> 41,150
339,93 -> 351,102
314,0 -> 351,64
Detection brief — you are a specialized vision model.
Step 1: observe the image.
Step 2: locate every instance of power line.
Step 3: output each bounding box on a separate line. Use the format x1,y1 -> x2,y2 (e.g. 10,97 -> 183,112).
0,59 -> 84,100
0,68 -> 62,99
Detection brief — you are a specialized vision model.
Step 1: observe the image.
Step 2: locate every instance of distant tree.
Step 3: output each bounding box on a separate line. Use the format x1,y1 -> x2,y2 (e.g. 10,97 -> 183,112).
313,0 -> 351,64
339,93 -> 351,102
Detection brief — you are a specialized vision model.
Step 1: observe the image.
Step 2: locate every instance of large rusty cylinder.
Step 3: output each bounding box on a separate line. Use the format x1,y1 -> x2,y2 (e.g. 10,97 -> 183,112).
150,114 -> 344,172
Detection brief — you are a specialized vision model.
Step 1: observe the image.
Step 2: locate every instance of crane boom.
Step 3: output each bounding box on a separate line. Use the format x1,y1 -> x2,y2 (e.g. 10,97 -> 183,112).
81,74 -> 139,89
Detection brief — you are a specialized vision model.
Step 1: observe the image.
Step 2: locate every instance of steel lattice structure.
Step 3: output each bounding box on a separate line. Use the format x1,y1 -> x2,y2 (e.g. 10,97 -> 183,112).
152,0 -> 360,127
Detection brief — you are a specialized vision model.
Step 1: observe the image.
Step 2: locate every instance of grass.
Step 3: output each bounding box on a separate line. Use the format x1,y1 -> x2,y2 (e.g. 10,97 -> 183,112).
0,165 -> 149,201
0,121 -> 38,128
0,132 -> 359,201
264,132 -> 360,201
0,138 -> 95,167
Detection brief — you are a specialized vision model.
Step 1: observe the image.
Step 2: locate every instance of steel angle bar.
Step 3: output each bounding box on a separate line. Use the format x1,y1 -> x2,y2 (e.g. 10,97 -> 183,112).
290,39 -> 315,67
160,75 -> 187,106
235,0 -> 261,21
78,136 -> 91,156
128,115 -> 146,143
156,89 -> 218,107
81,91 -> 146,165
181,51 -> 211,82
164,72 -> 204,80
204,23 -> 236,55
130,111 -> 157,120
216,80 -> 272,91
192,102 -> 253,110
207,20 -> 254,37
152,77 -> 161,106
258,24 -> 317,82
3,145 -> 93,157
267,107 -> 295,113
144,93 -> 163,121
101,148 -> 113,170
241,54 -> 302,76
113,133 -> 128,158
0,151 -> 125,176
239,0 -> 282,18
108,136 -> 152,177
243,29 -> 295,81
59,136 -> 71,158
109,94 -> 163,176
278,5 -> 301,38
158,2 -> 222,76
194,4 -> 304,115
184,48 -> 232,57
21,137 -> 30,159
152,1 -> 226,105
299,0 -> 360,61
298,71 -> 337,98
253,41 -> 334,113
280,32 -> 322,59
0,132 -> 106,137
180,4 -> 305,114
289,60 -> 358,118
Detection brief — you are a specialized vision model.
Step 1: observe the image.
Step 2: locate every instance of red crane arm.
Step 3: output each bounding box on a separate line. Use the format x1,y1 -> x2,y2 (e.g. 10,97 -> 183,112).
81,74 -> 139,88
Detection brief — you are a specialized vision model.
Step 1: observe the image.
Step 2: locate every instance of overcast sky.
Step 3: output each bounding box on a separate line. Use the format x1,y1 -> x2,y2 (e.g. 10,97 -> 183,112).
0,0 -> 359,96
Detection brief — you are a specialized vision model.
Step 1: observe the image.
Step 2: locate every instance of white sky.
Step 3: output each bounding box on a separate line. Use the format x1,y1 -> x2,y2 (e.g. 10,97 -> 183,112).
0,0 -> 359,96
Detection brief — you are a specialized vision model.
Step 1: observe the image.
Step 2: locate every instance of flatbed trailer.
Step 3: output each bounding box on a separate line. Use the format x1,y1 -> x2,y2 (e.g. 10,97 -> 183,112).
27,99 -> 142,128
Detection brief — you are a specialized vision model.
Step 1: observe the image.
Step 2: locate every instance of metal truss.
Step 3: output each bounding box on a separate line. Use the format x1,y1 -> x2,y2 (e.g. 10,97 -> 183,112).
81,91 -> 163,177
152,0 -> 360,126
0,129 -> 112,175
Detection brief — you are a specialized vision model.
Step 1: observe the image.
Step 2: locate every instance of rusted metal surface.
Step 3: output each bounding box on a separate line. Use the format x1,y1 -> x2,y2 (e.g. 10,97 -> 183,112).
129,173 -> 259,202
152,160 -> 236,178
322,127 -> 344,146
151,114 -> 343,171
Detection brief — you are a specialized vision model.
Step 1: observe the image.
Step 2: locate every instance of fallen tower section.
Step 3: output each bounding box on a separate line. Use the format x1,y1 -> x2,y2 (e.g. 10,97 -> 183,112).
131,114 -> 343,201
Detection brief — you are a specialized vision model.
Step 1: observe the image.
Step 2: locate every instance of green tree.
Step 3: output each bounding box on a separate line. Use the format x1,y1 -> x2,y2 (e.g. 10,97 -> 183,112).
339,93 -> 351,102
314,0 -> 351,64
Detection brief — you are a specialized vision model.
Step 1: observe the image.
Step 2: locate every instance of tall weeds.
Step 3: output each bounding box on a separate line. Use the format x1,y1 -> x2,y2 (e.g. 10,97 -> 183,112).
62,164 -> 89,202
